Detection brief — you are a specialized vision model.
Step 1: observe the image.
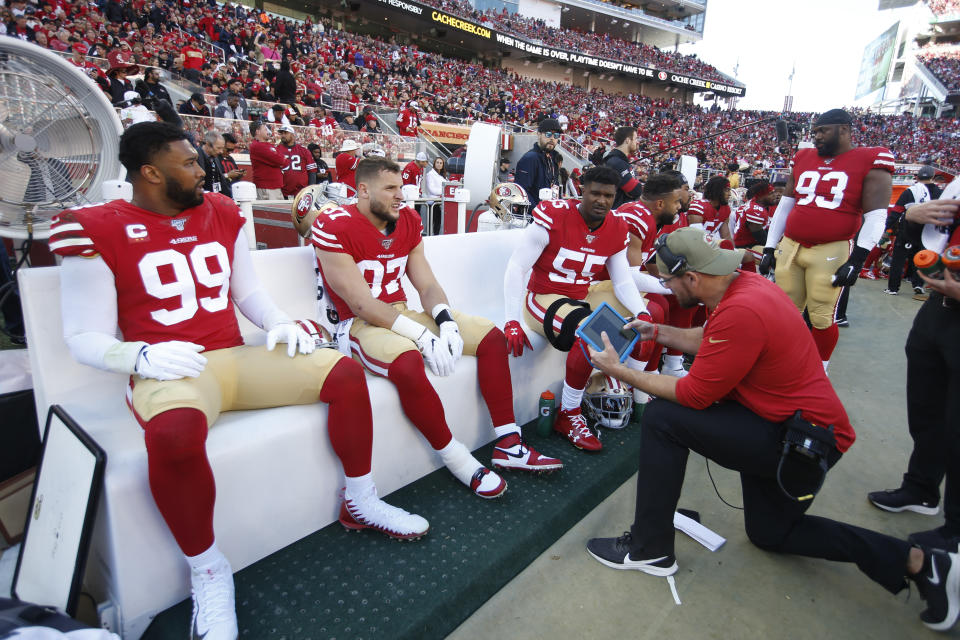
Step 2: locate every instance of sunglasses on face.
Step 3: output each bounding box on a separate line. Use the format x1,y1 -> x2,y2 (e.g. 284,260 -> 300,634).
541,131 -> 561,139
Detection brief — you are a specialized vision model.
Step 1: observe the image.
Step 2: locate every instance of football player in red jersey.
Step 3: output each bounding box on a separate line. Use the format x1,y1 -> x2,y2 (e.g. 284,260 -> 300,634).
503,166 -> 654,452
733,179 -> 782,267
759,109 -> 893,371
613,172 -> 685,383
277,124 -> 317,198
688,176 -> 733,243
48,123 -> 428,640
311,158 -> 561,499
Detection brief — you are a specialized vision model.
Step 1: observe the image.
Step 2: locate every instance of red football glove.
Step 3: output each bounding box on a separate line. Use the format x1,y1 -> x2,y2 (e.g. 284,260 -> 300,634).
504,320 -> 532,357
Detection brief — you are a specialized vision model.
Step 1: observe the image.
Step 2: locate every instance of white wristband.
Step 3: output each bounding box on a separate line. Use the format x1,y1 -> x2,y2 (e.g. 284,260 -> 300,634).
431,303 -> 451,318
391,314 -> 428,341
103,340 -> 148,375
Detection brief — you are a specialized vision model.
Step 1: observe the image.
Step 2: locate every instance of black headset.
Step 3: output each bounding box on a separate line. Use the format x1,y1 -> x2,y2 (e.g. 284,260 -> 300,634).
654,235 -> 688,274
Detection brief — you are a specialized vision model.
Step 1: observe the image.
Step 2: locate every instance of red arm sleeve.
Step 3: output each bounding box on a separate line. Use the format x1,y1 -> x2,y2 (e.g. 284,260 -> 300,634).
674,304 -> 765,409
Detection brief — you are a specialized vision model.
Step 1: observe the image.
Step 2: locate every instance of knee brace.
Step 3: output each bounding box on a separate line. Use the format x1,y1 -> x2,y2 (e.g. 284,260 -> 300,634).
542,298 -> 591,352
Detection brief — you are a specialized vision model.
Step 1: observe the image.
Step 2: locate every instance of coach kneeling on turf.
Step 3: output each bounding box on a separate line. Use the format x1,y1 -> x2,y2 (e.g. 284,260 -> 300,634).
583,227 -> 960,632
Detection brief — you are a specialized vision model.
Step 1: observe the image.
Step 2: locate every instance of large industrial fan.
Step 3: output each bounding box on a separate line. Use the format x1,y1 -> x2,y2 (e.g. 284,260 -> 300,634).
0,38 -> 123,343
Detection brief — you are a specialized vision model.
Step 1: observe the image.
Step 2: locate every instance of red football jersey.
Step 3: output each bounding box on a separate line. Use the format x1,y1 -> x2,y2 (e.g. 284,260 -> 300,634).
614,200 -> 658,269
733,199 -> 772,247
688,199 -> 729,236
278,143 -> 317,197
785,146 -> 894,246
527,199 -> 630,299
311,204 -> 423,321
658,210 -> 688,238
335,153 -> 359,189
401,161 -> 423,188
48,194 -> 246,351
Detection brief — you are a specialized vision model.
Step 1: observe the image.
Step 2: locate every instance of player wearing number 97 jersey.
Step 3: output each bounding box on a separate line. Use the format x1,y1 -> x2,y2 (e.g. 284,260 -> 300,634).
503,166 -> 653,453
313,157 -> 562,500
761,109 -> 893,371
48,122 -> 428,640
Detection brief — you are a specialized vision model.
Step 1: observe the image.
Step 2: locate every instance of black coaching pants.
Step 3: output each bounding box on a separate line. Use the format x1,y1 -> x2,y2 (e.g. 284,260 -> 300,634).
630,399 -> 912,594
902,293 -> 960,528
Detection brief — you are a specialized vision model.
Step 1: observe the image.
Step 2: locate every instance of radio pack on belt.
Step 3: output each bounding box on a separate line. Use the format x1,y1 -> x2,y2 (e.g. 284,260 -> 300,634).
776,411 -> 836,502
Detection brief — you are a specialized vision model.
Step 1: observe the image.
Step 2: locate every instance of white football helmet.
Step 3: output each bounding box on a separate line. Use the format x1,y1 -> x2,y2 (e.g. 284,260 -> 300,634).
488,182 -> 532,227
291,182 -> 356,238
582,373 -> 633,429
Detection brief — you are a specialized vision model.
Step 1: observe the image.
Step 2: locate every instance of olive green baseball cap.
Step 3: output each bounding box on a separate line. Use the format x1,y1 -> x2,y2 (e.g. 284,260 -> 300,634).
655,227 -> 744,276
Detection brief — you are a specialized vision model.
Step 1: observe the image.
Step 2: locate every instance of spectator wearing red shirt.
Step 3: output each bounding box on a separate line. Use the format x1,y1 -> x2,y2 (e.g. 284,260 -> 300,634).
248,121 -> 286,199
277,124 -> 317,198
401,152 -> 428,190
334,139 -> 361,190
180,38 -> 205,83
584,228 -> 954,632
396,100 -> 421,138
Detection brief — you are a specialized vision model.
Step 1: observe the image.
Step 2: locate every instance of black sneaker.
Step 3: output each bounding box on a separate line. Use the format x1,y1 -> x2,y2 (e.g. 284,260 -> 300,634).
836,316 -> 850,328
912,547 -> 960,631
914,285 -> 926,295
883,288 -> 899,295
909,526 -> 960,552
868,487 -> 939,515
586,532 -> 678,576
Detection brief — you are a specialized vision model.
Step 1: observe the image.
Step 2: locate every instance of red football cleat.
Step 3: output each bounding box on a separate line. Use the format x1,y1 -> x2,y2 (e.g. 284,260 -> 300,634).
554,408 -> 602,452
492,433 -> 563,472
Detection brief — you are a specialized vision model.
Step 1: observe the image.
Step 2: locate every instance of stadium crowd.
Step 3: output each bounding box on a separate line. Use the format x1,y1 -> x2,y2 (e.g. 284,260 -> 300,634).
4,0 -> 960,173
419,0 -> 731,84
926,0 -> 960,17
918,42 -> 960,93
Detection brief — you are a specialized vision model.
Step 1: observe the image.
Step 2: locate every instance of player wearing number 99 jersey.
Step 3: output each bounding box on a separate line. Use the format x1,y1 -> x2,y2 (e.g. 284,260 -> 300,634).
760,109 -> 893,371
312,157 -> 562,501
503,166 -> 653,453
48,123 -> 428,640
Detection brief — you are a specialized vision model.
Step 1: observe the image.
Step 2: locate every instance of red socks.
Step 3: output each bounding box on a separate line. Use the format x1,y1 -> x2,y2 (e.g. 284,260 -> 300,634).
143,407 -> 215,556
387,351 -> 453,449
475,328 -> 516,427
319,358 -> 373,478
566,337 -> 594,390
811,324 -> 840,362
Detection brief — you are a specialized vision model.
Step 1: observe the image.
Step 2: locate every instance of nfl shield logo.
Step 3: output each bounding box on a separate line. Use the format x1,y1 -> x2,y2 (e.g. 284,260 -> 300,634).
381,238 -> 394,249
171,218 -> 186,231
585,234 -> 596,244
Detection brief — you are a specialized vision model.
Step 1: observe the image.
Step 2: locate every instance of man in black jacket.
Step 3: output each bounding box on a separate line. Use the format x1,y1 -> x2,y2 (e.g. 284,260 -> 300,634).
135,67 -> 173,111
515,118 -> 562,208
603,126 -> 643,209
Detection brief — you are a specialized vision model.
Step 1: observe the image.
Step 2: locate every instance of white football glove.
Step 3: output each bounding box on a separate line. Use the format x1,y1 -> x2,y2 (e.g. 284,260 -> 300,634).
134,341 -> 207,381
438,320 -> 464,362
416,328 -> 456,377
266,321 -> 316,357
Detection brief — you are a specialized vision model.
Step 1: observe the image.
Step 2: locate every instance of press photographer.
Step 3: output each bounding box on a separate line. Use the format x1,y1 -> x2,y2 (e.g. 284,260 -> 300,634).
583,227 -> 960,632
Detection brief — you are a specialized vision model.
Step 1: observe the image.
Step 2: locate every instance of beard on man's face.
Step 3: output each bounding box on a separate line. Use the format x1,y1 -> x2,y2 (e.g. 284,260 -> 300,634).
165,174 -> 204,209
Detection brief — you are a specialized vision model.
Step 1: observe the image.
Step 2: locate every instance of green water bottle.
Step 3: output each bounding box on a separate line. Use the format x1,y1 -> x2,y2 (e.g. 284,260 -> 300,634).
536,390 -> 555,437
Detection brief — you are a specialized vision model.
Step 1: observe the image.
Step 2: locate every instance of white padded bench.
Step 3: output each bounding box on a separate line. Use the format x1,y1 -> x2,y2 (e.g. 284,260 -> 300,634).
19,229 -> 566,639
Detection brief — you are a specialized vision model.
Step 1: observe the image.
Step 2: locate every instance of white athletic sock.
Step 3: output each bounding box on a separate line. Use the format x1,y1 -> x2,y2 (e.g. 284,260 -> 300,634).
493,422 -> 520,439
186,541 -> 225,572
561,381 -> 585,412
344,472 -> 375,500
436,439 -> 482,486
626,357 -> 647,371
662,354 -> 684,371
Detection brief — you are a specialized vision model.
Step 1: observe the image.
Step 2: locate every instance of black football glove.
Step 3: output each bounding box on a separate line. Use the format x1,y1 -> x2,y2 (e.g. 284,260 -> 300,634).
831,246 -> 870,288
758,247 -> 776,276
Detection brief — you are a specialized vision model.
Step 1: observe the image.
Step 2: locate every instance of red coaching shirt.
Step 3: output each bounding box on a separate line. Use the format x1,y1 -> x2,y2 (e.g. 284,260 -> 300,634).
47,194 -> 246,351
785,146 -> 894,247
675,271 -> 854,452
527,198 -> 630,300
311,204 -> 423,322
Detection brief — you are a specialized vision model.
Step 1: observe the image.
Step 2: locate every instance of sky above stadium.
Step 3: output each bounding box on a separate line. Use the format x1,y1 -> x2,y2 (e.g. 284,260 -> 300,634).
681,0 -> 917,112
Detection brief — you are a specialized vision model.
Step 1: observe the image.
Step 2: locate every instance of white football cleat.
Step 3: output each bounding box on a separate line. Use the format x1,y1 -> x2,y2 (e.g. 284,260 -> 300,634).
190,554 -> 238,640
660,363 -> 688,378
340,486 -> 430,540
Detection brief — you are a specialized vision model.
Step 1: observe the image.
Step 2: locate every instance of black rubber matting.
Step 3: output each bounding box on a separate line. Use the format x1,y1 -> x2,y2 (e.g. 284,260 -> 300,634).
142,420 -> 643,640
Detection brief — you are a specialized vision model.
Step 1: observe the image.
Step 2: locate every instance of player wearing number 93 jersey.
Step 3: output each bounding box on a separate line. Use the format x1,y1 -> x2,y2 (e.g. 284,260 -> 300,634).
503,166 -> 654,453
311,157 -> 562,502
760,109 -> 893,371
48,122 -> 428,640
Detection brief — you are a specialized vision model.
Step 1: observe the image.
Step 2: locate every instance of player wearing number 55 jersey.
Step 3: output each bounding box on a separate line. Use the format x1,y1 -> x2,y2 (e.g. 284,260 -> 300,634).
503,166 -> 653,452
310,157 -> 561,501
760,109 -> 893,371
48,123 -> 427,640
